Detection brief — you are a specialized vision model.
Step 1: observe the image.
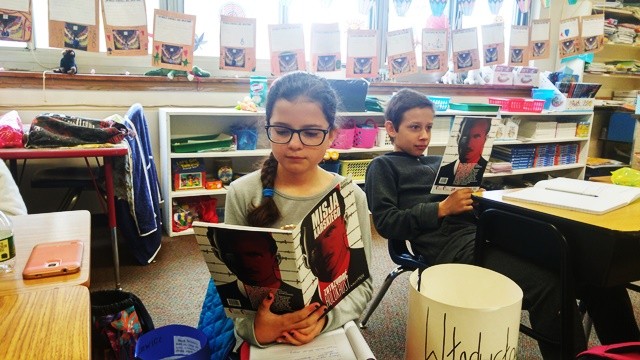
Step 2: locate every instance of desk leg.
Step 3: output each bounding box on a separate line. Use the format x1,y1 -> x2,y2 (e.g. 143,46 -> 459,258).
103,158 -> 122,290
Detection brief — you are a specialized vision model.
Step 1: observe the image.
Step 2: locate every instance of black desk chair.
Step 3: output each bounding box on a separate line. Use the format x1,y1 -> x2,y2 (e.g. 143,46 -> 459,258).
475,208 -> 575,359
31,165 -> 103,211
359,238 -> 429,328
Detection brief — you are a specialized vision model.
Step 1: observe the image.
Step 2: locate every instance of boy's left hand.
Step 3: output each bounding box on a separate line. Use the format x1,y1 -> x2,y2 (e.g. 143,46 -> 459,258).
276,306 -> 327,345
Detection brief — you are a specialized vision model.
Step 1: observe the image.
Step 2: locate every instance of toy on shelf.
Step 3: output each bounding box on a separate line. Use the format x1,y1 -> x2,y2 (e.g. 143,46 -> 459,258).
144,65 -> 211,80
53,49 -> 78,75
235,96 -> 258,112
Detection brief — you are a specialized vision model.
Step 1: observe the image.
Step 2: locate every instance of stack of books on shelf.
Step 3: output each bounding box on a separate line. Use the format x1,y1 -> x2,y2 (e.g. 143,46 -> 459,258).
533,144 -> 557,167
491,145 -> 536,170
518,121 -> 558,140
555,121 -> 578,138
556,143 -> 579,165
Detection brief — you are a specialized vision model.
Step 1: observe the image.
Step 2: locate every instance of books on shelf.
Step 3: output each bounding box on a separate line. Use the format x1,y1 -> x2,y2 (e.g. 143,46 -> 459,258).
241,320 -> 376,360
193,177 -> 370,318
503,177 -> 640,214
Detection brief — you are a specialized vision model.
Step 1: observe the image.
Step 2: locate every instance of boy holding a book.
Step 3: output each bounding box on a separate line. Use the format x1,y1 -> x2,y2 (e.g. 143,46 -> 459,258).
364,88 -> 639,359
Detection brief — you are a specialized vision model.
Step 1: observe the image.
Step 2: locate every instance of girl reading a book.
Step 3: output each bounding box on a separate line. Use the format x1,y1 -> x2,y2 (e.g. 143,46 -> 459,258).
218,71 -> 373,347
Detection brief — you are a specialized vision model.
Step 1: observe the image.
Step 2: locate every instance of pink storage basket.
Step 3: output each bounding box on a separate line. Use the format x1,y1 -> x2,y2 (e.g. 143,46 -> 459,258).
331,119 -> 356,149
353,119 -> 378,148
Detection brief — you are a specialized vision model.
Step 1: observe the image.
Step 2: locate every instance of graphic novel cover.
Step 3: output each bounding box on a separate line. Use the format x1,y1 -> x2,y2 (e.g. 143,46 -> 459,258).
193,177 -> 369,318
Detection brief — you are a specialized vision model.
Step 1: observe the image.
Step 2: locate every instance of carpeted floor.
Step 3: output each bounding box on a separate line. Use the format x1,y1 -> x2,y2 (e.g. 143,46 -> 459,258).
89,215 -> 640,359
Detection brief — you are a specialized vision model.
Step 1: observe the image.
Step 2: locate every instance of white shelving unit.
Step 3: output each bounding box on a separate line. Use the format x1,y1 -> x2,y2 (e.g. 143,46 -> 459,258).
159,107 -> 593,237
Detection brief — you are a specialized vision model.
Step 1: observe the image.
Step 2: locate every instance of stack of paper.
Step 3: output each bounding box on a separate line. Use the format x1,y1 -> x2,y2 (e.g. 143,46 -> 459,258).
518,121 -> 558,140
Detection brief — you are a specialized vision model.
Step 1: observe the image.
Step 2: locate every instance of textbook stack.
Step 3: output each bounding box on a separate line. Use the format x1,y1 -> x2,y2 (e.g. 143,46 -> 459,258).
533,144 -> 557,167
491,145 -> 536,169
518,121 -> 558,140
556,143 -> 579,165
555,121 -> 578,138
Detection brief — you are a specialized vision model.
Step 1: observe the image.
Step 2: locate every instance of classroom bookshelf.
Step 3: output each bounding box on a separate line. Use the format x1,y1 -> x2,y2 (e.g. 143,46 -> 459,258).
159,107 -> 593,237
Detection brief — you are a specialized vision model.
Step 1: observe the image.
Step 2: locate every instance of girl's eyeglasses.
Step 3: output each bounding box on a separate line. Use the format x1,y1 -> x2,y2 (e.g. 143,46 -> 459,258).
265,125 -> 330,146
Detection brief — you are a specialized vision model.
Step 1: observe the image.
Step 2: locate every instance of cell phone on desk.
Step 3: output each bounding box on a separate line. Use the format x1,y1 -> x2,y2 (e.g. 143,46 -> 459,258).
22,240 -> 84,279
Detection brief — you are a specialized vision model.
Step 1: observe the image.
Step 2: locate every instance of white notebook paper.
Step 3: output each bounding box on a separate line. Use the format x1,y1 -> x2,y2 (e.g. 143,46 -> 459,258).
502,177 -> 640,215
249,321 -> 376,360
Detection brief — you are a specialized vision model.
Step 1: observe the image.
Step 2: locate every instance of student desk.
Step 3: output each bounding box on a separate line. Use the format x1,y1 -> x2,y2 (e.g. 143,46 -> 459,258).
473,190 -> 640,288
0,210 -> 91,296
0,285 -> 90,359
0,145 -> 127,289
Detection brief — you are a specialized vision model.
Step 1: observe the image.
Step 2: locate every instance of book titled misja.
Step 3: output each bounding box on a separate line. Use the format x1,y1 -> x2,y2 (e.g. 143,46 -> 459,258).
193,177 -> 370,318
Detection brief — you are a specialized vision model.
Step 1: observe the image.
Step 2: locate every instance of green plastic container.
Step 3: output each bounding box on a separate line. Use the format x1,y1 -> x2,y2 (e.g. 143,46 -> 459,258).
170,133 -> 234,153
448,103 -> 501,112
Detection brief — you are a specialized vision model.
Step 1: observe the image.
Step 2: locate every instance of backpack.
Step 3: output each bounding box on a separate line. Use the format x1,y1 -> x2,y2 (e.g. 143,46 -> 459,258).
577,342 -> 640,360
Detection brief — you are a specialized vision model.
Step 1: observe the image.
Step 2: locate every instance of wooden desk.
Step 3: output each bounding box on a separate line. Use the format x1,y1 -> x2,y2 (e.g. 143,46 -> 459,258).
474,190 -> 640,287
0,211 -> 91,296
0,145 -> 128,289
0,285 -> 90,359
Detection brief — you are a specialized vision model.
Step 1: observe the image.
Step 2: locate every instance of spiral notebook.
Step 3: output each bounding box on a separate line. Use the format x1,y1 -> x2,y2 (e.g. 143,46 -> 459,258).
502,177 -> 640,215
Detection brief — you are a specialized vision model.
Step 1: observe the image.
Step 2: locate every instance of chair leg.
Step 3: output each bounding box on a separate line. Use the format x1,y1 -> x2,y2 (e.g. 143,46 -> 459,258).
360,265 -> 413,328
57,188 -> 83,211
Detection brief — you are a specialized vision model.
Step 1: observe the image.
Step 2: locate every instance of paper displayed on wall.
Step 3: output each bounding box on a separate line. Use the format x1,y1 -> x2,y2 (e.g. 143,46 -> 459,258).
558,17 -> 580,59
48,0 -> 99,52
219,15 -> 256,71
269,23 -> 306,76
101,0 -> 148,56
311,23 -> 341,73
481,23 -> 504,67
580,14 -> 605,55
422,28 -> 448,73
451,27 -> 480,73
530,18 -> 550,60
387,28 -> 417,78
0,0 -> 32,42
509,25 -> 530,66
151,9 -> 195,71
346,29 -> 379,78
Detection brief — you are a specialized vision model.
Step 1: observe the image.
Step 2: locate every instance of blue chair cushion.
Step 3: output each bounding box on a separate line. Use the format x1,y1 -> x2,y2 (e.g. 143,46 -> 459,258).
197,279 -> 235,360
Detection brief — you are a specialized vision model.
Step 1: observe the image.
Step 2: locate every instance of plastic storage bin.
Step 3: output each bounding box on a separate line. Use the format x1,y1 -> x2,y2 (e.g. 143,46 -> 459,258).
532,88 -> 556,110
522,99 -> 546,113
488,97 -> 525,112
427,96 -> 451,112
339,159 -> 372,180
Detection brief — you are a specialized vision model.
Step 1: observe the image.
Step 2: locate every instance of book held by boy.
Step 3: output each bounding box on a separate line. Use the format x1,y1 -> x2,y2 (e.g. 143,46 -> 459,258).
193,177 -> 370,318
240,320 -> 376,360
432,116 -> 501,194
502,177 -> 640,214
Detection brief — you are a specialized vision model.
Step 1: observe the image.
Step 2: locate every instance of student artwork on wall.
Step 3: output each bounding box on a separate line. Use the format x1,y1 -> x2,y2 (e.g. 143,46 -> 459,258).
580,14 -> 605,55
269,23 -> 306,76
422,28 -> 447,73
509,25 -> 529,66
387,28 -> 417,78
101,0 -> 148,56
481,23 -> 504,67
219,15 -> 256,71
558,17 -> 580,59
310,23 -> 341,73
345,29 -> 378,78
451,27 -> 480,73
0,0 -> 32,42
151,9 -> 195,71
48,0 -> 99,52
530,18 -> 550,60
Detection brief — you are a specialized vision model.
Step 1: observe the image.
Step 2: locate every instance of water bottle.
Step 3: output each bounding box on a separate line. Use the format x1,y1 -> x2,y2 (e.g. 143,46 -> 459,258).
0,210 -> 16,273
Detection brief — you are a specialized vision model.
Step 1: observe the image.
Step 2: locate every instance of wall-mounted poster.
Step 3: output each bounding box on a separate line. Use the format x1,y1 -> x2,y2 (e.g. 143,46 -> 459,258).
509,25 -> 529,66
0,0 -> 32,42
151,9 -> 195,71
346,29 -> 378,78
530,18 -> 550,60
387,28 -> 417,78
219,15 -> 256,71
48,0 -> 99,52
269,23 -> 306,76
559,17 -> 580,59
481,23 -> 504,67
451,27 -> 480,73
101,0 -> 148,56
580,14 -> 605,54
311,23 -> 341,73
422,28 -> 448,73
